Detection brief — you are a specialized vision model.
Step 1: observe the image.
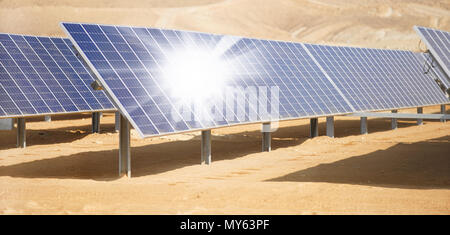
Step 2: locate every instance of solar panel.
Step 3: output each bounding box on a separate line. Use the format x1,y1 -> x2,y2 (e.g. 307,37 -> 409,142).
61,23 -> 354,138
414,26 -> 450,89
414,52 -> 450,92
304,44 -> 449,111
0,33 -> 114,118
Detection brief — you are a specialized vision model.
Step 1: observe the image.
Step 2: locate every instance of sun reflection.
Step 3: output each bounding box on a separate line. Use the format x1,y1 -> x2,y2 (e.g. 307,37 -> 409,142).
163,48 -> 229,103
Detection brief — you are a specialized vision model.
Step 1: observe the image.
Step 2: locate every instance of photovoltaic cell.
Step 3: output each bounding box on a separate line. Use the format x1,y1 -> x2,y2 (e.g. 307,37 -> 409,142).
304,44 -> 448,112
61,23 -> 354,138
414,26 -> 450,89
0,33 -> 114,118
414,52 -> 450,93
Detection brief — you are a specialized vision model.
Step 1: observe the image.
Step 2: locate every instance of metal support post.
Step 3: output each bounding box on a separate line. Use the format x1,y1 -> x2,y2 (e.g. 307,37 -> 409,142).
262,122 -> 271,152
360,117 -> 368,134
17,118 -> 26,148
44,115 -> 51,122
119,114 -> 131,177
326,116 -> 334,138
417,107 -> 423,125
310,118 -> 318,138
441,105 -> 446,123
391,110 -> 397,130
92,112 -> 100,133
201,130 -> 211,165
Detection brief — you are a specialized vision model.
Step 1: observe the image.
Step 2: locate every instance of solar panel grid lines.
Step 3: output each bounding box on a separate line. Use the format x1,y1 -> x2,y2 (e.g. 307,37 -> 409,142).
262,40 -> 323,116
76,25 -> 164,137
394,51 -> 445,105
0,43 -> 41,115
232,39 -> 298,118
304,43 -> 449,112
289,43 -> 352,114
414,26 -> 450,89
300,44 -> 356,113
357,48 -> 444,109
59,38 -> 112,110
142,28 -> 222,129
22,36 -> 80,112
0,73 -> 22,116
0,33 -> 114,118
62,22 -> 357,138
380,50 -> 424,106
364,49 -> 410,108
95,25 -> 190,135
181,32 -> 247,124
263,41 -> 318,116
390,50 -> 448,106
35,37 -> 92,111
275,41 -> 342,115
415,52 -> 450,92
304,44 -> 370,111
219,37 -> 281,120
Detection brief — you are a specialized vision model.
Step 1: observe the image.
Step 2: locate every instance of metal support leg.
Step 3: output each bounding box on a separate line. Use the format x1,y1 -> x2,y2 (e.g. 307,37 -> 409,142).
360,117 -> 368,135
119,114 -> 131,177
391,110 -> 397,130
201,130 -> 211,165
310,118 -> 318,138
92,112 -> 100,133
115,111 -> 120,132
441,105 -> 446,123
417,107 -> 423,125
326,116 -> 334,138
44,115 -> 51,122
17,118 -> 26,148
262,122 -> 271,152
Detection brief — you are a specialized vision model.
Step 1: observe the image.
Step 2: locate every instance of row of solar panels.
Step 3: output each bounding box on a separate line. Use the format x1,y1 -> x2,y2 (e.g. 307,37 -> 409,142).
1,24 -> 449,138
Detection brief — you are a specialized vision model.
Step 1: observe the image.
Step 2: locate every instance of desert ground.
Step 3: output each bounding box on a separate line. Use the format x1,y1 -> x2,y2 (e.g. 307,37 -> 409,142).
0,0 -> 449,214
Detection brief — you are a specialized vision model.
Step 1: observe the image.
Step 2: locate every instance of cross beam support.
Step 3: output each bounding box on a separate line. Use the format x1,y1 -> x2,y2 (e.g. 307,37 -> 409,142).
360,117 -> 368,134
119,114 -> 131,177
92,112 -> 101,133
262,122 -> 271,152
201,130 -> 211,165
326,116 -> 334,138
345,112 -> 450,119
310,118 -> 318,138
391,110 -> 397,130
17,118 -> 26,148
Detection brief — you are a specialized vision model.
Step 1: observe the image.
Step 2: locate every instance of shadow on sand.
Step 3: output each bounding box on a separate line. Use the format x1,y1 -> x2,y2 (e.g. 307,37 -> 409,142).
268,135 -> 450,189
0,116 -> 446,183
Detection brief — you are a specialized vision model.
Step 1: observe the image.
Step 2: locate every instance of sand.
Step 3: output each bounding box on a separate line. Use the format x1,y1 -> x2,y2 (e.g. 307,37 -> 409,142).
0,106 -> 449,214
0,0 -> 449,214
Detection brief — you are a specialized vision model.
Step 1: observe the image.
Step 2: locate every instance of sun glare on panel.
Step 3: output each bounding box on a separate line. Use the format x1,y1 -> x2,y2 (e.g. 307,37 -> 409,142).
163,49 -> 229,103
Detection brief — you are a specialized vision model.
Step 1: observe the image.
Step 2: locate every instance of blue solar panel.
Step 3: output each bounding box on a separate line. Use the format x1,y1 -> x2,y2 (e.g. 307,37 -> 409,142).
62,23 -> 355,137
304,44 -> 449,111
0,33 -> 114,118
414,26 -> 450,90
63,23 -> 448,138
414,52 -> 450,92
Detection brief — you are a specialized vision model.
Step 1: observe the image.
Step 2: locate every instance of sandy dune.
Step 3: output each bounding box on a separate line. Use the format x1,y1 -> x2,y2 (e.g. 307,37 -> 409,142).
0,106 -> 449,214
0,0 -> 449,214
0,0 -> 449,50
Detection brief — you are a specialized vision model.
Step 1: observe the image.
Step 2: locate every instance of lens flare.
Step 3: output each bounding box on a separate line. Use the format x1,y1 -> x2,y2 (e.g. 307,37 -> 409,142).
164,49 -> 229,103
